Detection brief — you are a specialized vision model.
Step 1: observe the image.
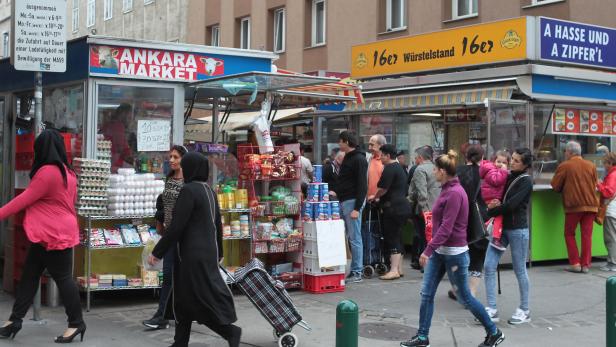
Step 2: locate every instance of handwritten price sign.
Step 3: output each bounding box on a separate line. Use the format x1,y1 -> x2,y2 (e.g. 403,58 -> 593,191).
137,120 -> 171,152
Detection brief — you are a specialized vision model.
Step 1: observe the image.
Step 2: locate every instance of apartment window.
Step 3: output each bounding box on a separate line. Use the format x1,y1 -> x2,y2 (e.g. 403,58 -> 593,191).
453,0 -> 478,18
104,0 -> 113,20
72,1 -> 79,32
273,8 -> 285,53
211,25 -> 220,47
144,0 -> 154,5
123,0 -> 133,12
87,0 -> 96,27
311,0 -> 326,46
2,32 -> 9,58
386,0 -> 405,31
240,17 -> 251,49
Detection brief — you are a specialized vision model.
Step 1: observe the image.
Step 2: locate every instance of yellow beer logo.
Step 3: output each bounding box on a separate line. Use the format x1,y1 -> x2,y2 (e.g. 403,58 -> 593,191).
501,30 -> 522,49
355,52 -> 368,69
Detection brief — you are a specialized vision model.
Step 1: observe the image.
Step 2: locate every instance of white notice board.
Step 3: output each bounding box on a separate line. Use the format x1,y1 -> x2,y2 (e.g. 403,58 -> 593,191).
137,120 -> 171,152
11,0 -> 67,72
316,220 -> 347,268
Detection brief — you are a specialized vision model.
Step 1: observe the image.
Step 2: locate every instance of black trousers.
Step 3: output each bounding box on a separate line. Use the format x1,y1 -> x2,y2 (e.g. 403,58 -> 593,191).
9,243 -> 84,328
382,213 -> 406,255
410,214 -> 426,262
173,320 -> 239,346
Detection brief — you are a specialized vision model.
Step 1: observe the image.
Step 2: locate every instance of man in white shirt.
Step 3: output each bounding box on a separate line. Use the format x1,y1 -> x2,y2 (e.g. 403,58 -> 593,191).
299,143 -> 314,192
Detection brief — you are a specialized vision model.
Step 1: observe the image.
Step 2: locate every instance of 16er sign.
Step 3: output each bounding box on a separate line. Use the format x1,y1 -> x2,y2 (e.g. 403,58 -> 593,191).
89,45 -> 225,82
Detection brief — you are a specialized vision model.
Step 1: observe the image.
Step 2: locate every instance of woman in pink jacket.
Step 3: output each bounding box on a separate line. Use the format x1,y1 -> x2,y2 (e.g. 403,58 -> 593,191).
479,150 -> 511,251
0,130 -> 85,343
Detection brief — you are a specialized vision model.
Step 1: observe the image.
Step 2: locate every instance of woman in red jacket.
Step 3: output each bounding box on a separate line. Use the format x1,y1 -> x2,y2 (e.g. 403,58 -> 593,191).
597,152 -> 616,272
0,129 -> 85,343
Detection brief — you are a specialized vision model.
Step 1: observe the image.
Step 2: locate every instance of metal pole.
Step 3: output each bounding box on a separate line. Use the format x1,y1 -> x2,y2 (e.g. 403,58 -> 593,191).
212,99 -> 219,144
34,72 -> 43,136
31,72 -> 43,321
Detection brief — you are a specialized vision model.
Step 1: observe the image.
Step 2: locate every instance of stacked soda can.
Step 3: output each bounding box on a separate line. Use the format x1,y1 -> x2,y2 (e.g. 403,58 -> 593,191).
303,165 -> 340,222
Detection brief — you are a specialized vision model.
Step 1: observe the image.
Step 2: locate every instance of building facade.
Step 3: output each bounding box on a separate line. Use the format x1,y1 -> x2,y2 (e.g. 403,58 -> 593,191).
66,0 -> 206,44
0,0 -> 11,58
203,0 -> 616,75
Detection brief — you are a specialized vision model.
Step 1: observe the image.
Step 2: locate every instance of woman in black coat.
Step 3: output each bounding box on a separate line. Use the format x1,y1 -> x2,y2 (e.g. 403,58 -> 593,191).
148,152 -> 240,347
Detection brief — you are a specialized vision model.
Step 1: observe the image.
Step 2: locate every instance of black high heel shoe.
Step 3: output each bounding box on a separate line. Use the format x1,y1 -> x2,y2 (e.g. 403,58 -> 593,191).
54,324 -> 86,344
0,321 -> 22,339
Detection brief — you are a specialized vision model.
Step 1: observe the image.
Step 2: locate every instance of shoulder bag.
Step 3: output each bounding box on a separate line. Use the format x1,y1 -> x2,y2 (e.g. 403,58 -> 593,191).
467,181 -> 488,245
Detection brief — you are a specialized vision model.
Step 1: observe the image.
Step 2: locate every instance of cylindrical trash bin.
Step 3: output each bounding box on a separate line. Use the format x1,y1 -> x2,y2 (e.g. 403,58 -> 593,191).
46,277 -> 60,307
607,276 -> 616,346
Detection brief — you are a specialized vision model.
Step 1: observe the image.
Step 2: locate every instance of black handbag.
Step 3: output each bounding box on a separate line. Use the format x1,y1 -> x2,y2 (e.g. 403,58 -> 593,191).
467,181 -> 488,245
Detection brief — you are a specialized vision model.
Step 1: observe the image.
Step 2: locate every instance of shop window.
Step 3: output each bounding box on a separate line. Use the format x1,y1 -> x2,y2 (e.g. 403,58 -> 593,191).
72,2 -> 79,32
273,8 -> 285,53
96,84 -> 174,174
311,0 -> 326,46
386,0 -> 406,31
240,17 -> 251,49
211,25 -> 220,47
2,32 -> 8,58
453,0 -> 478,19
359,115 -> 393,150
489,101 -> 528,162
394,117 -> 439,161
43,84 -> 85,136
87,0 -> 96,27
319,116 -> 353,164
123,0 -> 133,12
104,0 -> 113,21
534,105 -> 613,184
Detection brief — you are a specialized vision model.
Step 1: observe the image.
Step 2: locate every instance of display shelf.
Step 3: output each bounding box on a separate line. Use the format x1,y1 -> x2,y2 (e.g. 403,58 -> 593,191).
79,215 -> 156,220
220,208 -> 252,213
80,243 -> 145,250
79,285 -> 160,292
223,236 -> 252,240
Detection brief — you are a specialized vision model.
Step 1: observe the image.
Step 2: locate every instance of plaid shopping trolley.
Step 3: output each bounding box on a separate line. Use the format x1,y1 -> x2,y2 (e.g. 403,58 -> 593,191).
223,258 -> 310,347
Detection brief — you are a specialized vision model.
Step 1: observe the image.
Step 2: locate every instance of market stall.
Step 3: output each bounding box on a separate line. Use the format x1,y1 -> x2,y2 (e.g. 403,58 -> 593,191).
314,16 -> 616,261
0,36 -> 275,295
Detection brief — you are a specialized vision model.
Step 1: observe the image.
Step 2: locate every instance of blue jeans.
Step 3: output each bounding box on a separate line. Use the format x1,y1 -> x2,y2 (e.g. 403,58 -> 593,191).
418,251 -> 497,337
484,228 -> 530,311
340,199 -> 364,274
154,245 -> 176,318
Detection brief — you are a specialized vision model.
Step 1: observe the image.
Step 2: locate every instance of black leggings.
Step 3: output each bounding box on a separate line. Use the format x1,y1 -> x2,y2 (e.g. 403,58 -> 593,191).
382,213 -> 407,254
10,244 -> 84,328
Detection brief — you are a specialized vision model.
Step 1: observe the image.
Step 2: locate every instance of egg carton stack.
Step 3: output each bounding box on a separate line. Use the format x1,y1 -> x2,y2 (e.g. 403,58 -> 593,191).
97,137 -> 112,162
107,168 -> 165,217
74,158 -> 111,216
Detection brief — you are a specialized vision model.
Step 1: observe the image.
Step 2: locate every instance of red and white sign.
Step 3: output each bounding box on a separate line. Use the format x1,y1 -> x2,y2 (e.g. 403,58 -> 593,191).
89,45 -> 224,81
552,108 -> 616,136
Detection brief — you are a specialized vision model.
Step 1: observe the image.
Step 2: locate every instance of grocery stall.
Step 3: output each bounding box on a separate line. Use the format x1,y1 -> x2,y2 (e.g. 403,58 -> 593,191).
0,36 -> 276,296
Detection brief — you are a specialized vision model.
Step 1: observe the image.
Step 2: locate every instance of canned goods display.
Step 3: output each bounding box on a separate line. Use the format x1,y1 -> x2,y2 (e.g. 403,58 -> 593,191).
330,201 -> 341,220
316,202 -> 331,220
319,183 -> 329,201
307,183 -> 320,202
303,202 -> 315,222
312,165 -> 323,183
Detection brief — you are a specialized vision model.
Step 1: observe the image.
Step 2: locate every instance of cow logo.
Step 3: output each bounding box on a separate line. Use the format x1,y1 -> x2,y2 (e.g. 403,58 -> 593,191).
355,52 -> 368,69
91,46 -> 119,69
501,30 -> 522,49
199,57 -> 224,76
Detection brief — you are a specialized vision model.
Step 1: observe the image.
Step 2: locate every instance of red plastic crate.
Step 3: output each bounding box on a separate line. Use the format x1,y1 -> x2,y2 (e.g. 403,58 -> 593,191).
303,273 -> 345,294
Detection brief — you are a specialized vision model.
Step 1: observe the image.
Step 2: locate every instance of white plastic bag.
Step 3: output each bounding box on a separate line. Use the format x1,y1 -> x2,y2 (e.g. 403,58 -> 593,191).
141,234 -> 163,272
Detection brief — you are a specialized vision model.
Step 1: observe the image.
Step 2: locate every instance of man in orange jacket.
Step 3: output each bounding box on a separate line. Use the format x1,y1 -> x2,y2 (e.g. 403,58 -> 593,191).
551,140 -> 600,273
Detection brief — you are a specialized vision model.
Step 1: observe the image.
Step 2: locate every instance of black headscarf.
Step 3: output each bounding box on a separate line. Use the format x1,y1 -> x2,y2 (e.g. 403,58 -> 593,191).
181,152 -> 209,183
30,129 -> 73,186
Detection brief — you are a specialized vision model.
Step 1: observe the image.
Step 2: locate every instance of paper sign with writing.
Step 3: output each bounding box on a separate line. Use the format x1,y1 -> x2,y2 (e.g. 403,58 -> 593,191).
315,220 -> 347,268
11,0 -> 67,72
539,17 -> 616,70
351,17 -> 528,79
137,120 -> 171,152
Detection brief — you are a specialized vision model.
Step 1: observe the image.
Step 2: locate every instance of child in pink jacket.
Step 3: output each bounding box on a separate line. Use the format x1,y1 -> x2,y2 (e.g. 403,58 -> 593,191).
479,150 -> 511,250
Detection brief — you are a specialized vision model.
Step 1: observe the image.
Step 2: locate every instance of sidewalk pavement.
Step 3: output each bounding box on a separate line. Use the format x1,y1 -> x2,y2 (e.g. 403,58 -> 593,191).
0,260 -> 610,347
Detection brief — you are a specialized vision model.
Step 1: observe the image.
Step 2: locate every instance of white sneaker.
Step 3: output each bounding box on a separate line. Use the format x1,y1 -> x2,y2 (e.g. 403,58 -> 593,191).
475,307 -> 499,324
508,308 -> 531,325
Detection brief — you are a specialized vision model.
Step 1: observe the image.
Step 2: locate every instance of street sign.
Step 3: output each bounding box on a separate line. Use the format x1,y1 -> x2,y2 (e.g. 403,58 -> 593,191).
11,0 -> 67,72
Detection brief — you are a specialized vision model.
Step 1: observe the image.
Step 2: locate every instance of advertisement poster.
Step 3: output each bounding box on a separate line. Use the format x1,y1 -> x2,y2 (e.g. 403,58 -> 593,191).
552,108 -> 616,136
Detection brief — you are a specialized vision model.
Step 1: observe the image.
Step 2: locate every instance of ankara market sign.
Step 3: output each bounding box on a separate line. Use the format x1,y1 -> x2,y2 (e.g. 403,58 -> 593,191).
351,17 -> 616,79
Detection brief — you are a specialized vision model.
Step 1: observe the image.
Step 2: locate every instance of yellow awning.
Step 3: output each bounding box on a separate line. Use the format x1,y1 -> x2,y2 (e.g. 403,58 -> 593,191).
344,86 -> 515,112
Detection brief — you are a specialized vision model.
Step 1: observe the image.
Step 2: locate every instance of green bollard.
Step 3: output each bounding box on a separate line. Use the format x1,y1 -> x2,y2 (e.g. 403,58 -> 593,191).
336,300 -> 358,347
608,276 -> 616,347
